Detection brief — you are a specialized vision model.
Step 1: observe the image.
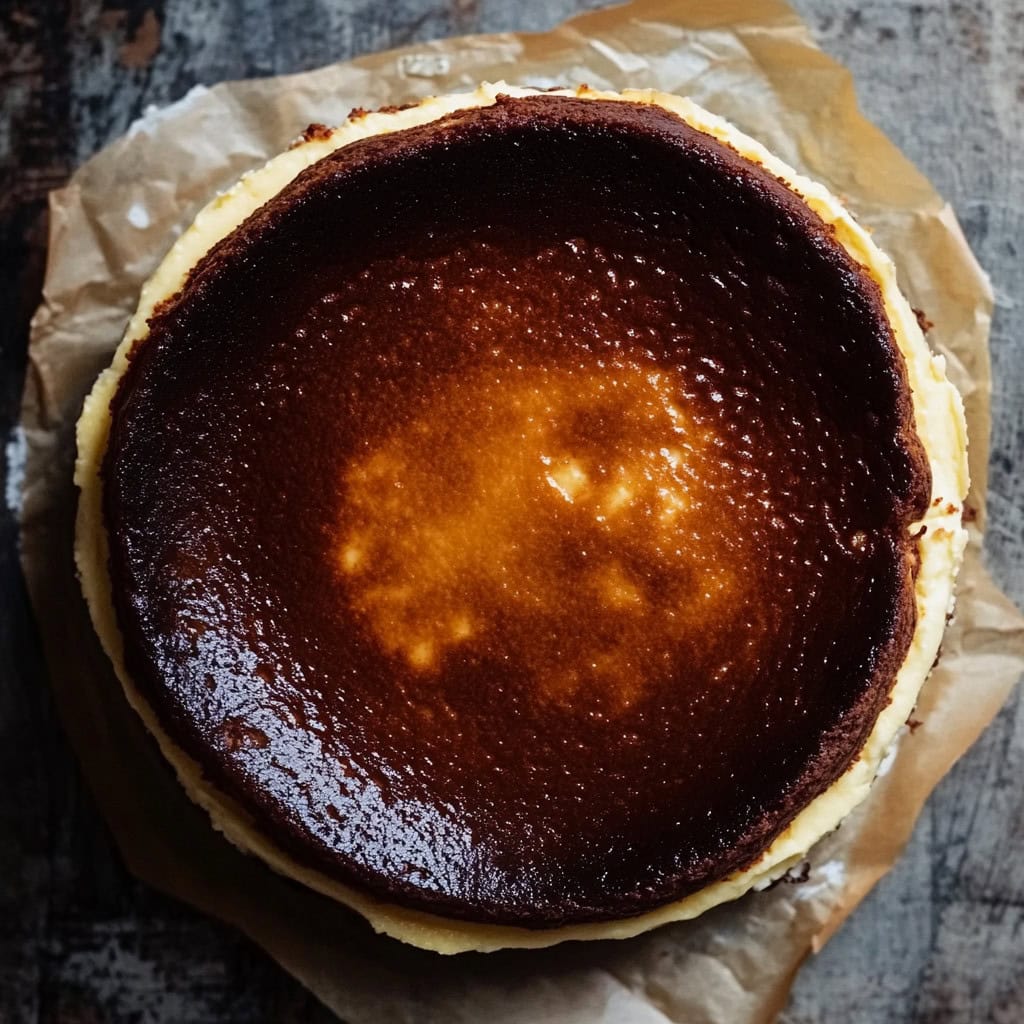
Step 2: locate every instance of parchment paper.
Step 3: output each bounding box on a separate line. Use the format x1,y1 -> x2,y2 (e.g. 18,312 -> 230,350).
18,0 -> 1024,1021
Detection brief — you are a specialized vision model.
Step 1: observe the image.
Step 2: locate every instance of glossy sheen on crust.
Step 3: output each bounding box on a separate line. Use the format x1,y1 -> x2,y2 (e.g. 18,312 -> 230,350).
74,81 -> 966,950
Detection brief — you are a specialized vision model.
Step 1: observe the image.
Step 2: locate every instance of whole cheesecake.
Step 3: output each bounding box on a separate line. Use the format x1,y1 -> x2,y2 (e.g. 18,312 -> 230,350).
75,84 -> 968,953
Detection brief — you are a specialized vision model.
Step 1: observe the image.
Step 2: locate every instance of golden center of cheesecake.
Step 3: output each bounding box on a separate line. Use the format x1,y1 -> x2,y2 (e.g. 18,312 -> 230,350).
335,352 -> 743,706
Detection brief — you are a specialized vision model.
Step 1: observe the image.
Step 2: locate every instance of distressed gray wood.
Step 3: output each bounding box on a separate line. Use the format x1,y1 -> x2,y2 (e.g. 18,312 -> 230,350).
1,1 -> 1021,1021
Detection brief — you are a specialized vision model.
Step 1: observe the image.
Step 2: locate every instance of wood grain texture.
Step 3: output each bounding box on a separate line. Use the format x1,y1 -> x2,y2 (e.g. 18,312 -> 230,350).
1,0 -> 1020,1021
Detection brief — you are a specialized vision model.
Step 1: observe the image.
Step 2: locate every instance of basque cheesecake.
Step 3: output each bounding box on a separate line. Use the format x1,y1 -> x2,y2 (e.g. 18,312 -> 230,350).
75,83 -> 969,953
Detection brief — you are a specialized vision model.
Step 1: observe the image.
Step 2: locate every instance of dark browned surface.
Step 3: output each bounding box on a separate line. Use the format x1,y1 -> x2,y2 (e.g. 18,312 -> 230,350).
2,0 -> 1022,1020
103,94 -> 927,925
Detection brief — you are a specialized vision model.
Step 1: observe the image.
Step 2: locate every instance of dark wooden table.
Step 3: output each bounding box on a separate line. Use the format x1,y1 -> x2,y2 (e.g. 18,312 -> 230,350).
2,1 -> 1021,1021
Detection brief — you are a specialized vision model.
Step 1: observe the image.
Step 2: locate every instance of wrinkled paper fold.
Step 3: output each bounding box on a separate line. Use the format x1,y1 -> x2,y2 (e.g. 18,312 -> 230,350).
19,0 -> 1024,1020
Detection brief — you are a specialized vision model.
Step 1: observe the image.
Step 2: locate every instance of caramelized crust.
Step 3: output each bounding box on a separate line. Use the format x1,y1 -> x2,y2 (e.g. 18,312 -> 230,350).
101,96 -> 930,926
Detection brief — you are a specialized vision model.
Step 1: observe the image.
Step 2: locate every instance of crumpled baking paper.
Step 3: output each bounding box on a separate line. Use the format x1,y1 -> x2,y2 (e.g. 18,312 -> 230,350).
18,0 -> 1024,1021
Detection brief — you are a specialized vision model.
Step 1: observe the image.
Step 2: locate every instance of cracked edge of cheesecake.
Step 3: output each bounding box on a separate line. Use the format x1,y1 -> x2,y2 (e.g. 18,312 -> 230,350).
74,82 -> 969,954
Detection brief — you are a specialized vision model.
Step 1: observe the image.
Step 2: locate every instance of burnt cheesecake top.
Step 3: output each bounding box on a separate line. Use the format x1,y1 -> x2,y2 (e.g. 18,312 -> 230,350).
101,94 -> 930,927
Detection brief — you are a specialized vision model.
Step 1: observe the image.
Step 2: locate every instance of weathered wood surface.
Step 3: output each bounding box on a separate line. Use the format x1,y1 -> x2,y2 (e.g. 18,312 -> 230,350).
1,0 -> 1021,1021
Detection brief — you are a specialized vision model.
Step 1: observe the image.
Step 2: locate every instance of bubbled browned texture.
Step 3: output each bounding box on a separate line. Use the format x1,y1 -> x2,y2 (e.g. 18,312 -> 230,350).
103,96 -> 929,926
